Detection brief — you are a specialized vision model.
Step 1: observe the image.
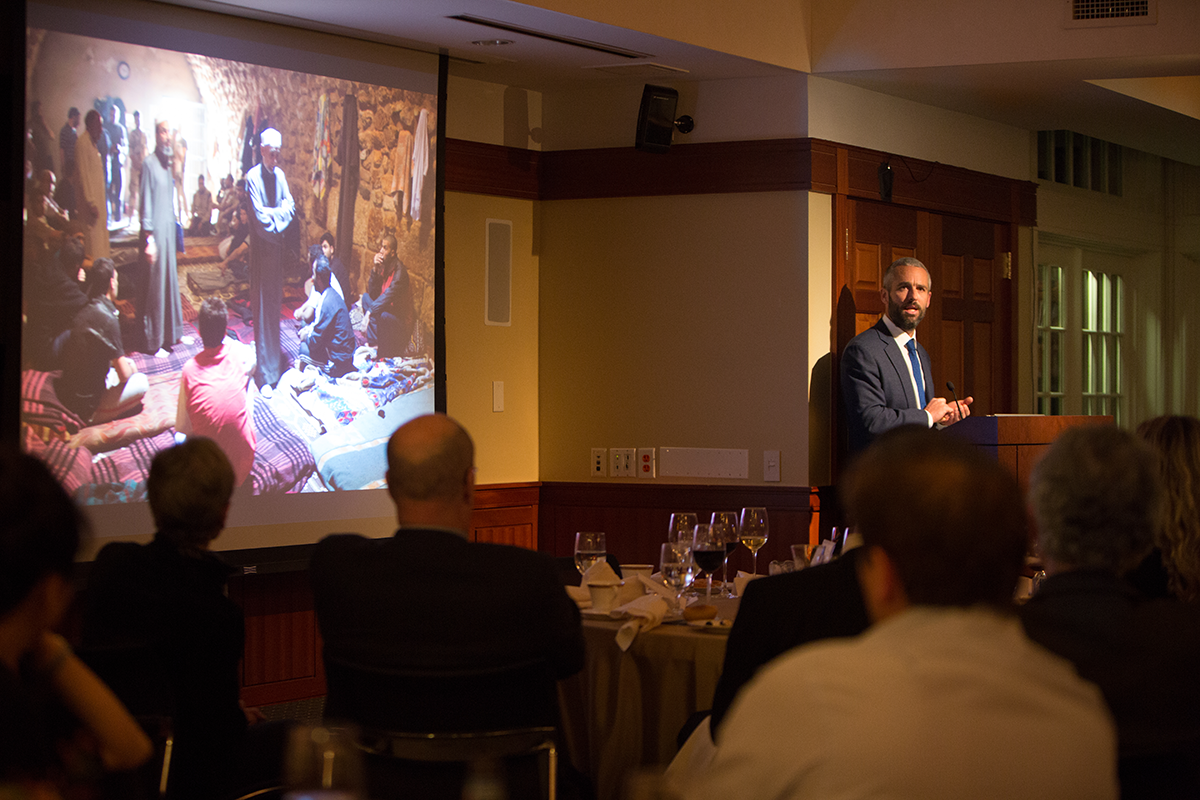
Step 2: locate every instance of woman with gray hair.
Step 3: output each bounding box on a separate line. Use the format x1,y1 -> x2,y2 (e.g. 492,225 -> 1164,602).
1021,425 -> 1200,799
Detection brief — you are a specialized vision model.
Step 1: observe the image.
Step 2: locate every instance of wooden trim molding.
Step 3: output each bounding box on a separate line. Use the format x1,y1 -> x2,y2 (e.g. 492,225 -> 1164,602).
445,136 -> 1036,226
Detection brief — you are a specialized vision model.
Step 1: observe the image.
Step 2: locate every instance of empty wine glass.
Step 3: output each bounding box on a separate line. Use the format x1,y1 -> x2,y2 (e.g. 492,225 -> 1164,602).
574,531 -> 606,577
692,523 -> 724,606
283,724 -> 366,800
659,542 -> 693,611
739,507 -> 769,575
668,512 -> 697,544
711,511 -> 739,597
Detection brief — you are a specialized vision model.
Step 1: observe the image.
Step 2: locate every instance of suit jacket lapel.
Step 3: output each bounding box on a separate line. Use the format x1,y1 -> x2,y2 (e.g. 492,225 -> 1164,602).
873,320 -> 916,410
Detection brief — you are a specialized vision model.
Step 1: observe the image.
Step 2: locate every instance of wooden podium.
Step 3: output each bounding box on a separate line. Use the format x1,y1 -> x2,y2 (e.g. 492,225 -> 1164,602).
946,415 -> 1114,490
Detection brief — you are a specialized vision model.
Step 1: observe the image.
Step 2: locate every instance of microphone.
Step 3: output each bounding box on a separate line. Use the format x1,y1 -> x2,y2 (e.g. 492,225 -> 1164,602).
946,381 -> 964,423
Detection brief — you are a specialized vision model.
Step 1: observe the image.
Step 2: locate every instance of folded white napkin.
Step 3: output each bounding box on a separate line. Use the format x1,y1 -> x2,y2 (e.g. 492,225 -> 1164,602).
566,584 -> 591,607
584,561 -> 621,584
615,594 -> 670,651
733,570 -> 764,598
568,561 -> 623,608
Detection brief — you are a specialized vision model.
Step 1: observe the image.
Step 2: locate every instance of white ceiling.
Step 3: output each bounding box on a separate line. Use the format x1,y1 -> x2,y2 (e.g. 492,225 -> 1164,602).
162,0 -> 1200,164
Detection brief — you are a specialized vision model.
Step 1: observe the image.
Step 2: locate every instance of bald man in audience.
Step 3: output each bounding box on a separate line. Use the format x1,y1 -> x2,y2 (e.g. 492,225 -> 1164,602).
311,414 -> 585,797
1022,425 -> 1200,799
687,427 -> 1118,800
313,414 -> 583,683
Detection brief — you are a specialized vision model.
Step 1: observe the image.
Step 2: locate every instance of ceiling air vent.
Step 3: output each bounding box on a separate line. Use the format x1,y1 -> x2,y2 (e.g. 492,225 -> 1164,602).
1066,0 -> 1156,27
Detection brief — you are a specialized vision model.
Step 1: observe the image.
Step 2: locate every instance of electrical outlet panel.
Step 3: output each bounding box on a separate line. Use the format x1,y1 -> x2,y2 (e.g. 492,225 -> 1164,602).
610,448 -> 635,478
591,448 -> 606,477
637,448 -> 655,478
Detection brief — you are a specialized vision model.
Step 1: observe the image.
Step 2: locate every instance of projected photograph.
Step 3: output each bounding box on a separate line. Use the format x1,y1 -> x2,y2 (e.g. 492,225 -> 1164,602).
22,28 -> 437,501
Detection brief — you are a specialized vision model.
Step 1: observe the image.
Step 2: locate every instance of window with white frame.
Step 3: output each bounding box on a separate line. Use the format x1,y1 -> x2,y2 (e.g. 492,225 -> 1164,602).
1035,263 -> 1125,423
1035,263 -> 1066,416
1082,269 -> 1124,422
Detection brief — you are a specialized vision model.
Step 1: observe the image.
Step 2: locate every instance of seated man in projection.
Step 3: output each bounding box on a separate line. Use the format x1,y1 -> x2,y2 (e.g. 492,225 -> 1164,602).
188,175 -> 214,235
296,256 -> 354,379
24,234 -> 89,370
357,233 -> 414,358
177,298 -> 257,487
55,258 -> 148,425
294,231 -> 348,324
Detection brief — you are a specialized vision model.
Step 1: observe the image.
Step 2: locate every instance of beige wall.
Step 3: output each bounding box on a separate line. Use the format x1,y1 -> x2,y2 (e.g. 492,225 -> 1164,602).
806,77 -> 1030,179
538,192 -> 811,485
519,0 -> 812,73
445,192 -> 542,484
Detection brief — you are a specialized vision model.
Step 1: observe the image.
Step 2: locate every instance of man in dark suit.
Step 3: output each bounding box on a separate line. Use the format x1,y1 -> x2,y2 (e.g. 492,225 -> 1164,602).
312,412 -> 584,681
1022,425 -> 1200,799
840,257 -> 973,455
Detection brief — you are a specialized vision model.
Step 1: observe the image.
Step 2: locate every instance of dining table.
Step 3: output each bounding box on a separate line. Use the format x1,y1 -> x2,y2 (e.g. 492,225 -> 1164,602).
558,596 -> 738,800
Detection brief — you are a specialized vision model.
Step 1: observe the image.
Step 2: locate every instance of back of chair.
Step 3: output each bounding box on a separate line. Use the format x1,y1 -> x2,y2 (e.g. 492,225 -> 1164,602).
322,655 -> 560,734
322,656 -> 565,800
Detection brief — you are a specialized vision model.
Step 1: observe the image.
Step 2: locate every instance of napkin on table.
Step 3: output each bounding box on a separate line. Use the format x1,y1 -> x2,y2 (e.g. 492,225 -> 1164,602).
733,570 -> 764,598
614,594 -> 670,651
567,561 -> 641,609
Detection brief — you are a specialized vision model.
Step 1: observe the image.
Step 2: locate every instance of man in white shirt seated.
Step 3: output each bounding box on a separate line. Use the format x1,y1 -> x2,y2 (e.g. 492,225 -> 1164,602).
686,426 -> 1118,800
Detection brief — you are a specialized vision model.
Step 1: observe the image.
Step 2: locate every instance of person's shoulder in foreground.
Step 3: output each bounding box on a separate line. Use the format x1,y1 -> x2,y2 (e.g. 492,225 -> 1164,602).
689,427 -> 1117,800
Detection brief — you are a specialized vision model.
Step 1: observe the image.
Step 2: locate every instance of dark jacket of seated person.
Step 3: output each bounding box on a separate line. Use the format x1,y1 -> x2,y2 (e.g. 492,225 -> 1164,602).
709,546 -> 870,741
311,414 -> 584,733
82,440 -> 249,800
298,256 -> 354,377
1021,425 -> 1200,799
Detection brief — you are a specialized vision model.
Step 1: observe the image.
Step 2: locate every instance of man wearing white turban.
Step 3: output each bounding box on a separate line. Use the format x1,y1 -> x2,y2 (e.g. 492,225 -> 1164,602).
244,127 -> 294,395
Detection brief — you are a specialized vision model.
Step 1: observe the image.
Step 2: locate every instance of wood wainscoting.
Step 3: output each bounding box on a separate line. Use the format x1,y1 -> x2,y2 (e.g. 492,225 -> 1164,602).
230,481 -> 823,706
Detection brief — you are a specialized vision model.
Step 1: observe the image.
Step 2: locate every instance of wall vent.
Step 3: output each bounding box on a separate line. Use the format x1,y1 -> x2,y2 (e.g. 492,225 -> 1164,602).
1067,0 -> 1156,27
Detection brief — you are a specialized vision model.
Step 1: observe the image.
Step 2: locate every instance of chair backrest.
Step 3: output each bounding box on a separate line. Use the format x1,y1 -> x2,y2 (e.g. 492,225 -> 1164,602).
322,654 -> 560,734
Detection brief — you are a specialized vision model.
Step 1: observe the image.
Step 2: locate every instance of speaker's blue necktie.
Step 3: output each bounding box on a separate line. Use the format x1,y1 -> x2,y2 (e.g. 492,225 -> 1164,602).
905,339 -> 925,406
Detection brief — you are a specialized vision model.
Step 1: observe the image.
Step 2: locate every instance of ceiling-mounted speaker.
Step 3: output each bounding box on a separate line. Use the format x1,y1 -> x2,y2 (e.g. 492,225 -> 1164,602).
635,84 -> 679,153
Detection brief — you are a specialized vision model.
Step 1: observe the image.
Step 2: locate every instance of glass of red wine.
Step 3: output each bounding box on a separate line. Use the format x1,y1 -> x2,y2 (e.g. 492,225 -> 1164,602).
711,511 -> 739,597
692,523 -> 724,607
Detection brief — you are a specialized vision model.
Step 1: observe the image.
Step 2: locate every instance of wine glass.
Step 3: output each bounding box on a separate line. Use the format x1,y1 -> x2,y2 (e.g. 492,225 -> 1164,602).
668,512 -> 697,544
283,724 -> 366,800
659,542 -> 693,611
692,523 -> 724,606
574,531 -> 606,577
739,507 -> 769,575
711,511 -> 739,597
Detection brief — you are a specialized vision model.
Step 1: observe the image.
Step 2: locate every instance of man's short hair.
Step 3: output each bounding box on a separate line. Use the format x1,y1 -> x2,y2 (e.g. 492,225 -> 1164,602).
147,438 -> 235,549
320,231 -> 335,249
381,234 -> 397,253
1030,425 -> 1161,573
843,426 -> 1026,606
0,449 -> 85,615
387,417 -> 474,503
314,255 -> 332,293
882,257 -> 931,292
58,234 -> 85,276
68,107 -> 79,120
197,297 -> 229,349
85,258 -> 115,299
